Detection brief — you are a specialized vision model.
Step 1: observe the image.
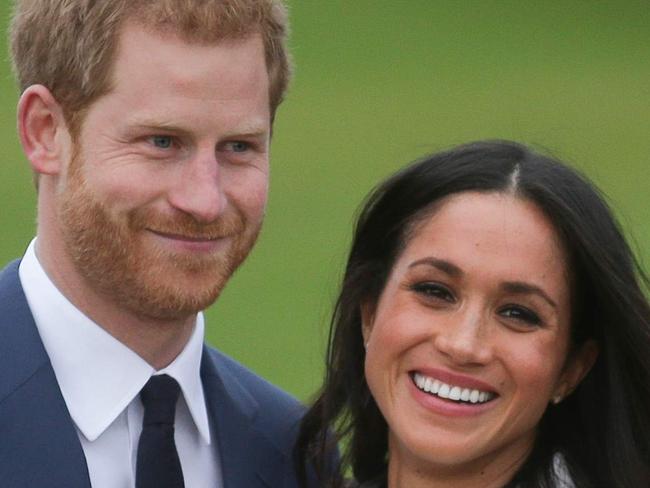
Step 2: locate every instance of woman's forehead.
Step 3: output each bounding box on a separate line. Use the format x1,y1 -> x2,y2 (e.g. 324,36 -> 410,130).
397,192 -> 569,284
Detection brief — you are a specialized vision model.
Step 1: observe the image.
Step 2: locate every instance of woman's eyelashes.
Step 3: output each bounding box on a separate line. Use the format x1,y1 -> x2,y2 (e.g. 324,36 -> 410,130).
498,304 -> 542,327
409,282 -> 455,303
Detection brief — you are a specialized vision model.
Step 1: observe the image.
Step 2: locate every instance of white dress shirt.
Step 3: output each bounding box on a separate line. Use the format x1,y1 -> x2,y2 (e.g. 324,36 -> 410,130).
19,239 -> 222,488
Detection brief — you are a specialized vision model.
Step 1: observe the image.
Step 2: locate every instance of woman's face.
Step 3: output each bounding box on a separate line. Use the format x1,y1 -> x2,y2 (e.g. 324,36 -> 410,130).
362,191 -> 593,482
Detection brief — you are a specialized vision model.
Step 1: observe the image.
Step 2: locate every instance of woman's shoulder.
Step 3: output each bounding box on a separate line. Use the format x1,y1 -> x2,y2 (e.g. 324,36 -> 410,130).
346,476 -> 387,488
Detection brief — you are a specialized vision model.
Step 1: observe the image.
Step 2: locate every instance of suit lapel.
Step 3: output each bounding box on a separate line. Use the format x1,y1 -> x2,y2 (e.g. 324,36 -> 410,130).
201,348 -> 290,488
0,260 -> 91,487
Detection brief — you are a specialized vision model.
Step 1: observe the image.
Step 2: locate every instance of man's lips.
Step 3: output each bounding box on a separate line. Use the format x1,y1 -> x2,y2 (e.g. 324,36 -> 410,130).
147,229 -> 222,242
145,229 -> 232,253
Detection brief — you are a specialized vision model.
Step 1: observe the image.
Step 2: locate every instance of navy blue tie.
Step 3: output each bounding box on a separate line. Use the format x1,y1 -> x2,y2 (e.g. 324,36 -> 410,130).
136,374 -> 185,488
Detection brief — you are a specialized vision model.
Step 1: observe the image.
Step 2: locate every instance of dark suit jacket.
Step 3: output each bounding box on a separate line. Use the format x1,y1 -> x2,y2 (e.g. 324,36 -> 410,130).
0,259 -> 306,487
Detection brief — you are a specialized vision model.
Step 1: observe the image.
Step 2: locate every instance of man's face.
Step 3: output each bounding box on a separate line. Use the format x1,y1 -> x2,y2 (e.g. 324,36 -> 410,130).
56,22 -> 271,320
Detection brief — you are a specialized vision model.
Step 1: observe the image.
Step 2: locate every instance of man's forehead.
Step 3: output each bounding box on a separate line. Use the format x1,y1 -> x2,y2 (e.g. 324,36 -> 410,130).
110,23 -> 269,98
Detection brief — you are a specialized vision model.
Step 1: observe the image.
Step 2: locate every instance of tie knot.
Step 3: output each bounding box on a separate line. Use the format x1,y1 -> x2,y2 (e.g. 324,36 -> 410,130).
140,374 -> 181,426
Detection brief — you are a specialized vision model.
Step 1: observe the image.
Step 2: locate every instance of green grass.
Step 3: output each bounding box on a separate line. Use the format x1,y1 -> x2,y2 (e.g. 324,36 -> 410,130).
1,1 -> 648,401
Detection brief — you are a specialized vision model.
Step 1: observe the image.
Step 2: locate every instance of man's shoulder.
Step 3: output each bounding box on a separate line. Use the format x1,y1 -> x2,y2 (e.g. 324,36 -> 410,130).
204,345 -> 300,403
201,344 -> 304,435
0,259 -> 22,295
200,344 -> 309,485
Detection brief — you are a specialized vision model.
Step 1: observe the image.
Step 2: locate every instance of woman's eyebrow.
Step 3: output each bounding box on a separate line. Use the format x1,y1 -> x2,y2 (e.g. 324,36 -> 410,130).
408,257 -> 463,277
408,259 -> 558,309
501,281 -> 557,309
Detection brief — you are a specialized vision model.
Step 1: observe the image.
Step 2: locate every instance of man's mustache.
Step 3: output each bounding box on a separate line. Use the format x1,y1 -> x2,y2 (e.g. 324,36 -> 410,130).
129,208 -> 245,240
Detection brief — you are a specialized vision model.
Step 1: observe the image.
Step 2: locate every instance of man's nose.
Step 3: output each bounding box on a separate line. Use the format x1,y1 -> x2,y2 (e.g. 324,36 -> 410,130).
433,307 -> 493,366
167,152 -> 226,223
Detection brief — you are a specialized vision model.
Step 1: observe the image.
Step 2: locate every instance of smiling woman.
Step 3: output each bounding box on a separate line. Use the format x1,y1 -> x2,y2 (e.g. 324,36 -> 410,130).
360,191 -> 589,487
295,141 -> 650,488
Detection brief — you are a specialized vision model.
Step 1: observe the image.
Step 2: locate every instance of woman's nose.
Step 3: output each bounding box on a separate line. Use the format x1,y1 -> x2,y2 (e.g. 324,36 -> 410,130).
433,308 -> 493,365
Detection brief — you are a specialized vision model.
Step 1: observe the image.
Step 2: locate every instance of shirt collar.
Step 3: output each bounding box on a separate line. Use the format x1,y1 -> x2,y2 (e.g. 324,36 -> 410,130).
18,238 -> 212,444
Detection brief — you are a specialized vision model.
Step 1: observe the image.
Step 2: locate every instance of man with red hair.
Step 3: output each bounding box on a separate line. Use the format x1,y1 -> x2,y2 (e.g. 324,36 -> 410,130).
0,1 -> 309,486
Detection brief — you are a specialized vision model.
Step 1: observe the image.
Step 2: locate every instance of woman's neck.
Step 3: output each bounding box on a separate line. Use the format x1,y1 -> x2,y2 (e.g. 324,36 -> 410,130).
387,464 -> 515,488
386,440 -> 531,488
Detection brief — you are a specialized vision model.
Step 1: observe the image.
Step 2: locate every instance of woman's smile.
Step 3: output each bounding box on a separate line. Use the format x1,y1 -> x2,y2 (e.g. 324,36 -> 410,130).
411,372 -> 497,405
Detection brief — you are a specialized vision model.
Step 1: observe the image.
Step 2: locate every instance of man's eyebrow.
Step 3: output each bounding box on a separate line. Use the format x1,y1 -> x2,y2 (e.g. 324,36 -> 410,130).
222,128 -> 269,139
501,281 -> 558,309
127,120 -> 190,135
127,120 -> 270,138
408,257 -> 463,277
221,121 -> 270,138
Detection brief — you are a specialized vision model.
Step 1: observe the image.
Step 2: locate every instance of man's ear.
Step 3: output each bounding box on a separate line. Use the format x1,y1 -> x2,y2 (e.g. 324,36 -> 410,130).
17,84 -> 71,176
360,300 -> 376,347
552,339 -> 598,403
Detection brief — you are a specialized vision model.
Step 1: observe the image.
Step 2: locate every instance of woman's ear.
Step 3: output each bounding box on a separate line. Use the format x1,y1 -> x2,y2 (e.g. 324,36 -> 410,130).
17,84 -> 71,177
360,300 -> 376,348
552,339 -> 598,404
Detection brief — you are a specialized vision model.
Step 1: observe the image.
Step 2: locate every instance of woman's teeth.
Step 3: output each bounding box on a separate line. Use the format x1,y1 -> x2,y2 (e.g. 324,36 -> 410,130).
412,372 -> 495,404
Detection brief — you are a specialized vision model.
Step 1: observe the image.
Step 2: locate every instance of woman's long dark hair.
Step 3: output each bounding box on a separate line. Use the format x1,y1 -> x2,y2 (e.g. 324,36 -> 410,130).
295,140 -> 650,487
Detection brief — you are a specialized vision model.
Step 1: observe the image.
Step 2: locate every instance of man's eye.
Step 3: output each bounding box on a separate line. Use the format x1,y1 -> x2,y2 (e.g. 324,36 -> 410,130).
410,282 -> 455,302
499,306 -> 541,326
227,141 -> 250,153
149,136 -> 173,149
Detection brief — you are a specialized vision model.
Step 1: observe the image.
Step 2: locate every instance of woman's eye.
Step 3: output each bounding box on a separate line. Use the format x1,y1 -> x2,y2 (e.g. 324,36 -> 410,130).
149,135 -> 173,149
410,282 -> 454,302
499,305 -> 541,326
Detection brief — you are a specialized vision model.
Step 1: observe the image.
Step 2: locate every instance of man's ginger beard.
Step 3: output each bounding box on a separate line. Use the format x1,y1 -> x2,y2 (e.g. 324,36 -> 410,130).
56,150 -> 261,322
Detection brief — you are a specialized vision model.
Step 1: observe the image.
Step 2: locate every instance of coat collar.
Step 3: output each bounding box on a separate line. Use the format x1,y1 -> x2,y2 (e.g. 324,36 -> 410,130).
0,260 -> 91,487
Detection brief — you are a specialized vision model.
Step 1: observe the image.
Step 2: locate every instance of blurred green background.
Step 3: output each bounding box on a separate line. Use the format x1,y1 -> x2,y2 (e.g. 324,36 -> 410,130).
1,1 -> 648,401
